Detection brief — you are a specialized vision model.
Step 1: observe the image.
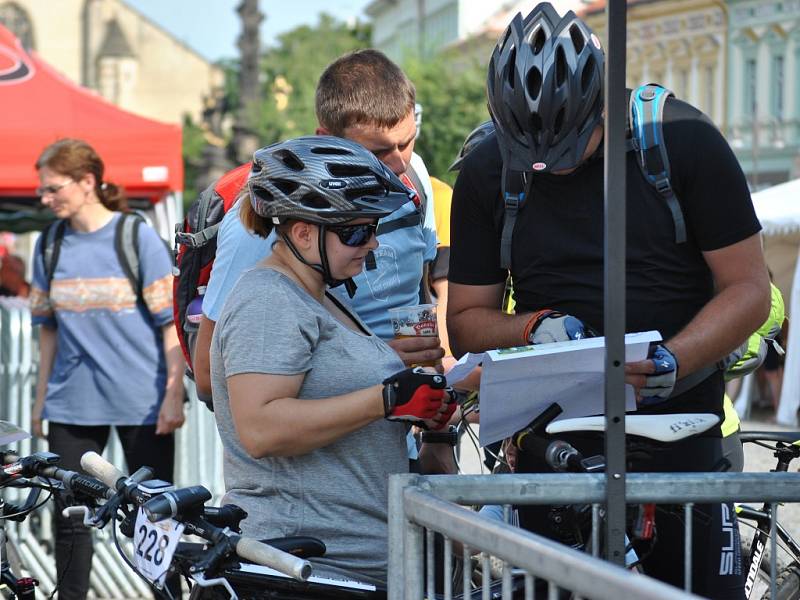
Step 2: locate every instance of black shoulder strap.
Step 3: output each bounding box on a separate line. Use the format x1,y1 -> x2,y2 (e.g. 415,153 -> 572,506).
41,220 -> 67,287
499,165 -> 528,270
629,83 -> 687,244
115,213 -> 144,303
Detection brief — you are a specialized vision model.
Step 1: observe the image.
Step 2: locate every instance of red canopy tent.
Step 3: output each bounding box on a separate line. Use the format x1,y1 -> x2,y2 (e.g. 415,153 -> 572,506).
0,23 -> 182,202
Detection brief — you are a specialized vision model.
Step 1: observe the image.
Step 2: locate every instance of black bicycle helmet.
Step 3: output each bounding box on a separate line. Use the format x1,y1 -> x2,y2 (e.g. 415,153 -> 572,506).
248,135 -> 412,225
449,120 -> 495,171
487,2 -> 605,173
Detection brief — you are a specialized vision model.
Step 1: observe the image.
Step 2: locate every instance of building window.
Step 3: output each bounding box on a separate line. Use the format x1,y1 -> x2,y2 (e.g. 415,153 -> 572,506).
772,54 -> 785,121
0,2 -> 34,49
744,58 -> 757,117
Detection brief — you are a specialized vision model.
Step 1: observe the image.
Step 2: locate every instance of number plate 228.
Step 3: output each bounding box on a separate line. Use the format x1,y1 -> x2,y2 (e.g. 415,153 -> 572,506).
133,508 -> 185,586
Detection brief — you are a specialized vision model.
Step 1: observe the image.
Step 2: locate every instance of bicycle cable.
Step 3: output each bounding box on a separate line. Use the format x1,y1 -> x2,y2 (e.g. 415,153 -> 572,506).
0,488 -> 53,521
736,518 -> 795,561
110,509 -> 177,600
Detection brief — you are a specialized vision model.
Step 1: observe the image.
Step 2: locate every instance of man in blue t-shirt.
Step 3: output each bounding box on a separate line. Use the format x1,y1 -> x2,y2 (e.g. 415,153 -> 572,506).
193,49 -> 443,401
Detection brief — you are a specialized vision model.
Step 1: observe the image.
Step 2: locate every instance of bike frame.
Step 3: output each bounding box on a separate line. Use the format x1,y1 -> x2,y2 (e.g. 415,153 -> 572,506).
739,438 -> 800,599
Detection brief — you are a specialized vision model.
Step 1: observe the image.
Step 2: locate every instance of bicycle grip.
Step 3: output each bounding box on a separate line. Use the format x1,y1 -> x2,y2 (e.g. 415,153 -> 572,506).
69,472 -> 113,500
80,451 -> 125,489
235,536 -> 312,581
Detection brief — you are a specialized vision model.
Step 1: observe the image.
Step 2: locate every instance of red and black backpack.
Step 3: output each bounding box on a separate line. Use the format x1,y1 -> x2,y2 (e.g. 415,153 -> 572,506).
173,162 -> 251,376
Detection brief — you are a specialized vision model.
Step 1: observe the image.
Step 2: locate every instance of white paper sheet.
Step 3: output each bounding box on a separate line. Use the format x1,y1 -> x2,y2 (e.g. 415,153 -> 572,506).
444,352 -> 484,385
478,331 -> 662,446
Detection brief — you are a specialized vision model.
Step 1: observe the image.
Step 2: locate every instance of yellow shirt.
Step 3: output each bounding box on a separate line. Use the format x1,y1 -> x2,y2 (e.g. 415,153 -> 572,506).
430,177 -> 452,248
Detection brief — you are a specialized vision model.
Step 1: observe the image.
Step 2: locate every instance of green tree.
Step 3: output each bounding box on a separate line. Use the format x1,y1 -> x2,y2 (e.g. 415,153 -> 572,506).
404,54 -> 489,185
255,14 -> 371,144
181,114 -> 208,207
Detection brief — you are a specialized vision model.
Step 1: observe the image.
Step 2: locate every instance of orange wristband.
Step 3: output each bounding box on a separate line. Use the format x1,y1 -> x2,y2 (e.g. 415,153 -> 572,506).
522,309 -> 554,345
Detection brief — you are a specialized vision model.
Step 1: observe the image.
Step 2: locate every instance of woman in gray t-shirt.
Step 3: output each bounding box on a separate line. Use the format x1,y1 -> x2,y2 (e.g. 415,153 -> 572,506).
210,137 -> 455,585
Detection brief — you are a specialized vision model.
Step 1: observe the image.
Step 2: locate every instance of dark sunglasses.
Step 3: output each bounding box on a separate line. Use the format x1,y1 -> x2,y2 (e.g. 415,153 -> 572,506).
328,223 -> 378,247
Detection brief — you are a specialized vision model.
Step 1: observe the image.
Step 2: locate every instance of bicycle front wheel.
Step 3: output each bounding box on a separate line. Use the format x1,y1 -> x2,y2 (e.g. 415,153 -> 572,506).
758,563 -> 800,600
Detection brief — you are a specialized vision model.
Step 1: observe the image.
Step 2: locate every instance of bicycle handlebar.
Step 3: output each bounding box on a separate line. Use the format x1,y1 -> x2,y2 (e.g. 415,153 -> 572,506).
80,450 -> 128,490
1,451 -> 112,500
80,451 -> 312,581
236,537 -> 312,580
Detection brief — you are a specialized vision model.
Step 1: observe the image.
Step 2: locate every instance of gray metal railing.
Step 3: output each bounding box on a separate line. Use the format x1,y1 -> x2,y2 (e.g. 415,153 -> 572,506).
389,472 -> 800,599
0,298 -> 225,597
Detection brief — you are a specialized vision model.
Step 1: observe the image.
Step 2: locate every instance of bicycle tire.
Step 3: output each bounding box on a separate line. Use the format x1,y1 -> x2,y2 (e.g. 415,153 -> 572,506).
762,563 -> 800,600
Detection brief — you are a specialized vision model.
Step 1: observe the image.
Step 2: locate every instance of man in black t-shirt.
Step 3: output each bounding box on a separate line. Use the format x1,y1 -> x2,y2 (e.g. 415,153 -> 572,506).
447,4 -> 770,597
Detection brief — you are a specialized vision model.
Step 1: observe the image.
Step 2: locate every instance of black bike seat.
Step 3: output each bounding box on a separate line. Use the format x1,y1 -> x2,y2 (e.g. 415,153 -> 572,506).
261,536 -> 327,559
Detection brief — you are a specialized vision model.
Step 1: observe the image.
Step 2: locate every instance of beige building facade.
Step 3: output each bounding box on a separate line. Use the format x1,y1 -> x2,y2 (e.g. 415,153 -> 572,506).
0,0 -> 223,124
584,0 -> 728,130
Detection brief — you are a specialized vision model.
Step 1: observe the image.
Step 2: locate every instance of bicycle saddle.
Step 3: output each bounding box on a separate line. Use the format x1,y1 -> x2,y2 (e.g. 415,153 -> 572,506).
261,536 -> 326,559
545,413 -> 720,442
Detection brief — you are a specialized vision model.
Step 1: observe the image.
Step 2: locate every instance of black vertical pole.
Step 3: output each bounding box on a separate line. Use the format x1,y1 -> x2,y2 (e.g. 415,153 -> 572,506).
604,0 -> 627,566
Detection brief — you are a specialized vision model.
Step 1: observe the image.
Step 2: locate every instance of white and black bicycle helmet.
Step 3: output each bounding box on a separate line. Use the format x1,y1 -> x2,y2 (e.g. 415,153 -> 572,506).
487,2 -> 605,173
449,120 -> 495,172
248,136 -> 413,296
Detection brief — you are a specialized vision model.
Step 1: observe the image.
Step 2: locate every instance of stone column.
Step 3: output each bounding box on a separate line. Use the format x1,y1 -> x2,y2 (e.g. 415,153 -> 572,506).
232,0 -> 264,164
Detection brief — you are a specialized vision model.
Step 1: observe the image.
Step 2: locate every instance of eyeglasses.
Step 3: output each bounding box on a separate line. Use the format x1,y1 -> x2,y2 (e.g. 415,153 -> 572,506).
36,180 -> 74,196
328,223 -> 378,247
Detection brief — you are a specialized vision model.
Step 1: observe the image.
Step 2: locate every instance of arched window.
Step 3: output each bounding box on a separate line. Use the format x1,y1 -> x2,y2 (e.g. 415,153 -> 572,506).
0,2 -> 34,49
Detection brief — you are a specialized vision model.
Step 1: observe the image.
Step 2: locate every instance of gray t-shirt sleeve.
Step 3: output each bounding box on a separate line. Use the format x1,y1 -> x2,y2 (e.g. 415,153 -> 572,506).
217,272 -> 318,377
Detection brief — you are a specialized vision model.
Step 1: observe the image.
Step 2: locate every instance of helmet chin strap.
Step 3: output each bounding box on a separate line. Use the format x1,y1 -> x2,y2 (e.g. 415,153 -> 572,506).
278,228 -> 358,298
317,225 -> 358,298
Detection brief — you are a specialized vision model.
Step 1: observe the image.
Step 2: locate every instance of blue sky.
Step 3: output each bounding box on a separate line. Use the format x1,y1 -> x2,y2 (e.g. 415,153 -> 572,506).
125,1 -> 374,62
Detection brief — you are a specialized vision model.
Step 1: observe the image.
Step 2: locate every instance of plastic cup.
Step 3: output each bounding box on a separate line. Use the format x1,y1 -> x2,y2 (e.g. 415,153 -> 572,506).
388,304 -> 438,367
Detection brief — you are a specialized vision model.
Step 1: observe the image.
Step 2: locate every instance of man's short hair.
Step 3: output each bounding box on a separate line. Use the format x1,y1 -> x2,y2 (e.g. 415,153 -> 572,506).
316,49 -> 416,135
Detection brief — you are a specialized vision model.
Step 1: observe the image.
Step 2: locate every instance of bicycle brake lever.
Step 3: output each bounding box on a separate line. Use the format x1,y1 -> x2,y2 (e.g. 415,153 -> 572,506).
191,571 -> 239,600
61,505 -> 102,528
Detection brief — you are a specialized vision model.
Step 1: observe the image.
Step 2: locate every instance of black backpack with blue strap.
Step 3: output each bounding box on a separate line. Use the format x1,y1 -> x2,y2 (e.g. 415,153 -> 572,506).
499,83 -> 720,394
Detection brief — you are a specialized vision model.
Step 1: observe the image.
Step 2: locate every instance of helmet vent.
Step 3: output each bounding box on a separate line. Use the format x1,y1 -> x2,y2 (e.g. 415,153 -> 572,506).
328,163 -> 371,178
300,192 -> 332,210
250,184 -> 274,203
311,146 -> 352,156
526,67 -> 542,100
581,55 -> 596,95
270,178 -> 300,195
345,185 -> 383,201
273,149 -> 304,171
555,46 -> 567,88
569,24 -> 585,55
507,47 -> 517,88
531,27 -> 546,54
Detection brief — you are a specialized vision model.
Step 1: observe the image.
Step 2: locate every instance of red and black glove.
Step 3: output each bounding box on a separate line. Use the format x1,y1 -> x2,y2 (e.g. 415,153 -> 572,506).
382,367 -> 455,429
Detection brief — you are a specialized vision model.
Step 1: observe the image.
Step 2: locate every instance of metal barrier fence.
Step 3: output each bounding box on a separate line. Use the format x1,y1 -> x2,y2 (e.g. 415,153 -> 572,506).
389,472 -> 800,600
0,299 -> 226,597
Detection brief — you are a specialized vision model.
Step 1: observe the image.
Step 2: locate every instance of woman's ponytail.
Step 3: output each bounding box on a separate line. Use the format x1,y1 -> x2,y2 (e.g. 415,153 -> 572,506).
97,181 -> 128,212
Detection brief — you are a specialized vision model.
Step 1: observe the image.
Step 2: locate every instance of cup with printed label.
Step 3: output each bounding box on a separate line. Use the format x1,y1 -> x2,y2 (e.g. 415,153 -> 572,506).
388,304 -> 438,367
